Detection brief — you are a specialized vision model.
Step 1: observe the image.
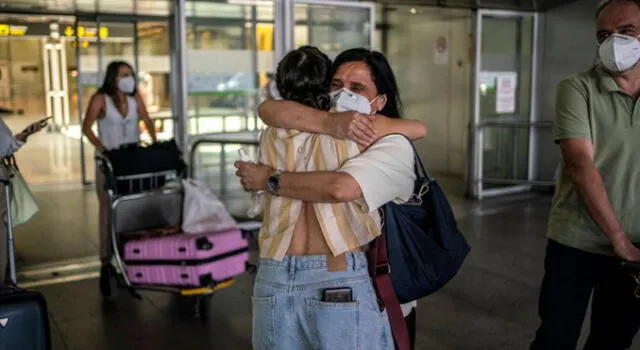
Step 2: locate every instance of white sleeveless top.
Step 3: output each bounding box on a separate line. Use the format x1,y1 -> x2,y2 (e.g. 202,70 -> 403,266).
98,95 -> 139,150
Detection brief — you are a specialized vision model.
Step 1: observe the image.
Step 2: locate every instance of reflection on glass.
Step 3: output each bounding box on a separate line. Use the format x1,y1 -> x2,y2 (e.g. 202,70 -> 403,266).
186,1 -> 274,136
137,21 -> 172,141
192,142 -> 260,219
294,4 -> 371,58
482,126 -> 529,183
478,16 -> 533,119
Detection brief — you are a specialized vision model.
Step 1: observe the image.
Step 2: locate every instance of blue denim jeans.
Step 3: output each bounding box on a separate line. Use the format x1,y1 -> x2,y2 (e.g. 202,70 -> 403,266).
251,252 -> 393,350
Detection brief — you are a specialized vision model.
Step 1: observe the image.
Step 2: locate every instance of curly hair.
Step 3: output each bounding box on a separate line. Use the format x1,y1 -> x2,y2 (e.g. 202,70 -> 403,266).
275,46 -> 332,111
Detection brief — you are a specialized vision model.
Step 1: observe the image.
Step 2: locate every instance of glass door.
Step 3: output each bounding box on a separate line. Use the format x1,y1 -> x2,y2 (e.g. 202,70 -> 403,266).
469,10 -> 539,199
294,0 -> 375,58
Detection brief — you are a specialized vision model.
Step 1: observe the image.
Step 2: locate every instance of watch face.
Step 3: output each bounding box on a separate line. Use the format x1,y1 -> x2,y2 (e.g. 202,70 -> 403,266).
267,172 -> 281,195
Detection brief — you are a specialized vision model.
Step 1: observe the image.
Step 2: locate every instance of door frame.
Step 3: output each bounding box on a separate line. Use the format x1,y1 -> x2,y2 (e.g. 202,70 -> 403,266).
467,9 -> 541,199
42,37 -> 71,130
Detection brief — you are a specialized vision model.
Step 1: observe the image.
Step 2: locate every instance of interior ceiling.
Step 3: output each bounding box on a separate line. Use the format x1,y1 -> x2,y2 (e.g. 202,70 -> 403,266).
0,0 -> 172,16
372,0 -> 571,11
0,0 -> 575,15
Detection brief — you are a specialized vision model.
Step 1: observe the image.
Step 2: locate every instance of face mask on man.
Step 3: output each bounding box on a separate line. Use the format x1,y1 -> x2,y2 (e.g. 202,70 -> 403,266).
330,87 -> 379,114
598,34 -> 640,73
118,76 -> 136,94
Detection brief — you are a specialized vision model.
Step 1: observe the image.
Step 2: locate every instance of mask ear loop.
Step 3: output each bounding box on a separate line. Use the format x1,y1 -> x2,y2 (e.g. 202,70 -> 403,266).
369,94 -> 388,115
368,96 -> 380,115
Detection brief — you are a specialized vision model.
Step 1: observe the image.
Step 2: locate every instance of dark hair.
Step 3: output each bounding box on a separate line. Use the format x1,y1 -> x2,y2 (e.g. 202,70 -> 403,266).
332,48 -> 403,119
596,0 -> 640,18
276,46 -> 332,111
98,60 -> 136,97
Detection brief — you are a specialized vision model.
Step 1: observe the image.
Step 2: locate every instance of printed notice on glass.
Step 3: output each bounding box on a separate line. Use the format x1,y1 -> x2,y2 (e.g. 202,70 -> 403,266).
496,73 -> 517,114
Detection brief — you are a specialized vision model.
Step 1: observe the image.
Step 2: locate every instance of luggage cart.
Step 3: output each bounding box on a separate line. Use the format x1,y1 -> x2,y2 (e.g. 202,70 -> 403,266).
95,154 -> 246,317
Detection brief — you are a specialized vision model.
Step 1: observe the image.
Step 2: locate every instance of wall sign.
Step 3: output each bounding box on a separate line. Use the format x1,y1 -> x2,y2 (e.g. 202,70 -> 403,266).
0,23 -> 50,37
496,72 -> 517,114
434,35 -> 449,65
63,25 -> 110,39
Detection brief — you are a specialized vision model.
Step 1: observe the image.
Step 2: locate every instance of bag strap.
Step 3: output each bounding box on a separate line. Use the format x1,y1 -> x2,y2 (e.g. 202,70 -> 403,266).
368,230 -> 411,350
384,133 -> 431,182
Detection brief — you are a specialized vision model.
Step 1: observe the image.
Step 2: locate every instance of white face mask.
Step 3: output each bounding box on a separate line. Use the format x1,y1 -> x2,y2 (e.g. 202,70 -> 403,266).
330,88 -> 378,114
598,34 -> 640,73
118,76 -> 136,94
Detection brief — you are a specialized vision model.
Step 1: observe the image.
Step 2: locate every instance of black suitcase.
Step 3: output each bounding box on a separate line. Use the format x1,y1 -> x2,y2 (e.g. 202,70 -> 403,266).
0,178 -> 52,350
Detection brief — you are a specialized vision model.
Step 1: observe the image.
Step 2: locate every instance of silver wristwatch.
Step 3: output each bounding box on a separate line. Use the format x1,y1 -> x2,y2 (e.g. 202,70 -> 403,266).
266,169 -> 283,196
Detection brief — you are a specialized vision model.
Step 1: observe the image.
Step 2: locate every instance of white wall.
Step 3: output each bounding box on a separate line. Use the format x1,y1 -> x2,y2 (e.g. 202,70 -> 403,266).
386,7 -> 472,176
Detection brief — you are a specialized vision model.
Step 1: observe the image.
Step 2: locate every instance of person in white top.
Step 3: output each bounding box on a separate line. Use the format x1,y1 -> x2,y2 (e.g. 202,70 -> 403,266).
81,60 -> 157,295
237,48 -> 423,349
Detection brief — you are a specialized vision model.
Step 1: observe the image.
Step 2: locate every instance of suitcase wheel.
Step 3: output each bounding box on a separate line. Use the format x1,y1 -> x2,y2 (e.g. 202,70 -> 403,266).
199,274 -> 216,287
245,261 -> 257,274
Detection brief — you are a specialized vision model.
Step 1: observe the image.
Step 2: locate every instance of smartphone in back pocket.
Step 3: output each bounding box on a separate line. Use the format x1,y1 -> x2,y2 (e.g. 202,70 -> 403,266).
322,287 -> 353,303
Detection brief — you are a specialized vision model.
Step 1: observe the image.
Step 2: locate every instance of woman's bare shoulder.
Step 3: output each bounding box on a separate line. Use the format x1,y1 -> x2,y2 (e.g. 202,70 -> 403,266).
90,92 -> 106,105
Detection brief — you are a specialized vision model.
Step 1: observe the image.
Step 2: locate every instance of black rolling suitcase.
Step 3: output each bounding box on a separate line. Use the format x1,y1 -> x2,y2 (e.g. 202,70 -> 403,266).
0,178 -> 52,350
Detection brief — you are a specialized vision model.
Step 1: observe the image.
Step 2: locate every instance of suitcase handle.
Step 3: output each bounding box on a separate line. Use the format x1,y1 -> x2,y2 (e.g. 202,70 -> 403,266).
195,237 -> 213,251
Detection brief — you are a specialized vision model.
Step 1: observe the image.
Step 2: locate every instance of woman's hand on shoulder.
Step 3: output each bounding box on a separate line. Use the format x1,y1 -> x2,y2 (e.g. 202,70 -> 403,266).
327,111 -> 377,147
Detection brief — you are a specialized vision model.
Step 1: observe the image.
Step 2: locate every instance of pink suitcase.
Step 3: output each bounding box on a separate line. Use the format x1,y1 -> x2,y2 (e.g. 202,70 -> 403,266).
123,228 -> 249,287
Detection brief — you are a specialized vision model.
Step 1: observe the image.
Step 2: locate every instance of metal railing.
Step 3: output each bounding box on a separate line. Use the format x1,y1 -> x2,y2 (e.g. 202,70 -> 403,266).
188,131 -> 261,220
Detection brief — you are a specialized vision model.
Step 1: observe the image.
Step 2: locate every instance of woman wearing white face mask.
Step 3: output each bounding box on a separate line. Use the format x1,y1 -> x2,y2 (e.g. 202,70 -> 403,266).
81,60 -> 157,293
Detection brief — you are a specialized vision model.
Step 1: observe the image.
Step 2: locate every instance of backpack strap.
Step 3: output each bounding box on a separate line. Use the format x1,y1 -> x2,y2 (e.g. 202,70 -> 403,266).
368,229 -> 411,350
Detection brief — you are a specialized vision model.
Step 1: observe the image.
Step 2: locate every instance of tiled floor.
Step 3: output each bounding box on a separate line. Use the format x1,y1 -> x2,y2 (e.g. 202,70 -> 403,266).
31,191 -> 640,350
13,185 -> 100,267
